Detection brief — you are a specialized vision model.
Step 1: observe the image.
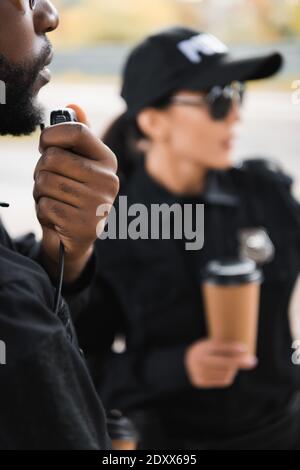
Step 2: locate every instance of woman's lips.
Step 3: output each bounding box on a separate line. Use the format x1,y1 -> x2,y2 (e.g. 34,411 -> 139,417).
221,134 -> 235,151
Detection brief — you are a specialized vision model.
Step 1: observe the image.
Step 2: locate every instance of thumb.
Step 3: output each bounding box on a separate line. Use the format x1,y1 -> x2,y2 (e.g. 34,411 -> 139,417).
66,103 -> 90,127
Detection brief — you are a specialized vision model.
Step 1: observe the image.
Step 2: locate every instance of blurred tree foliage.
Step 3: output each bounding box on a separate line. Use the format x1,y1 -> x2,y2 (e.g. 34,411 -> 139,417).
51,0 -> 300,47
52,0 -> 189,46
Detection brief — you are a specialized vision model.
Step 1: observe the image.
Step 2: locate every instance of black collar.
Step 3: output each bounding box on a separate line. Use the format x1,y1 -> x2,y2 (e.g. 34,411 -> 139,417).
203,171 -> 240,207
129,164 -> 240,208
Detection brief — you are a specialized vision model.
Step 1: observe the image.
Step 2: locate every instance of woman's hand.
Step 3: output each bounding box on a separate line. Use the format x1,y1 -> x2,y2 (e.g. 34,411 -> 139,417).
184,339 -> 258,389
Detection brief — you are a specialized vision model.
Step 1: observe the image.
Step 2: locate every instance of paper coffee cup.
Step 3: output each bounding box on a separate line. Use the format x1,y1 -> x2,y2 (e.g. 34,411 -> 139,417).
112,440 -> 137,451
202,258 -> 263,355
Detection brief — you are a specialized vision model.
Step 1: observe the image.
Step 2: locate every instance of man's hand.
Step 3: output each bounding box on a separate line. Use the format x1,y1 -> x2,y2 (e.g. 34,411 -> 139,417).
184,339 -> 258,389
33,122 -> 119,283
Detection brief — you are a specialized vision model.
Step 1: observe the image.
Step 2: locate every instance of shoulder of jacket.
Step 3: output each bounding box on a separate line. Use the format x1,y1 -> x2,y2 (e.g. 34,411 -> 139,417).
233,158 -> 293,188
0,246 -> 54,305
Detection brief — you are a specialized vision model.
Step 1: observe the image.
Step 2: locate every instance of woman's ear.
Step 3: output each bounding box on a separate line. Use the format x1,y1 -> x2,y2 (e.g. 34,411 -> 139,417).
137,109 -> 169,143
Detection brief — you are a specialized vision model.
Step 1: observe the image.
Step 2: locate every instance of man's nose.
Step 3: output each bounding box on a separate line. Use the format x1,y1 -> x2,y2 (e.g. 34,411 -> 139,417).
34,0 -> 59,34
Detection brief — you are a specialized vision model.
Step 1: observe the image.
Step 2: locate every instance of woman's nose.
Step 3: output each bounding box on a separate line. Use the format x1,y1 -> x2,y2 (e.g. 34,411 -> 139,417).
33,0 -> 59,34
226,102 -> 241,125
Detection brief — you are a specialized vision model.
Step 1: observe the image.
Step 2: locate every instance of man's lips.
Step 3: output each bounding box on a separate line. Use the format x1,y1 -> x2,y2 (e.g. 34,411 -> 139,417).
40,50 -> 54,81
32,51 -> 53,94
44,50 -> 54,67
39,67 -> 51,83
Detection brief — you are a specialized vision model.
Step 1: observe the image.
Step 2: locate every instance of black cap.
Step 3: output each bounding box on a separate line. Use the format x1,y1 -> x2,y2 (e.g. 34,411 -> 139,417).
121,27 -> 283,117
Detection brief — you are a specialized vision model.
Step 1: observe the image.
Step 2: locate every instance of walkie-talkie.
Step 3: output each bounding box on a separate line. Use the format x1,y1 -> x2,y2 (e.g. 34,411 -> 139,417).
49,108 -> 78,314
50,108 -> 78,126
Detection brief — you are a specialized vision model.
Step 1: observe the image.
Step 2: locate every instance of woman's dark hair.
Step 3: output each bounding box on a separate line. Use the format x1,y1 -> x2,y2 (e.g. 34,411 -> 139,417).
102,96 -> 172,188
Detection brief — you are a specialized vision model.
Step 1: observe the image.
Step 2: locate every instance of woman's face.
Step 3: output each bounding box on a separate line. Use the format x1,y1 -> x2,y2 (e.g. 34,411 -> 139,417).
156,89 -> 241,170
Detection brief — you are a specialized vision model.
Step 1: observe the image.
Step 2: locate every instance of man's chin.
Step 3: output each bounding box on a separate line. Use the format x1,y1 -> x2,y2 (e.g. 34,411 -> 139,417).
0,99 -> 44,136
0,47 -> 51,136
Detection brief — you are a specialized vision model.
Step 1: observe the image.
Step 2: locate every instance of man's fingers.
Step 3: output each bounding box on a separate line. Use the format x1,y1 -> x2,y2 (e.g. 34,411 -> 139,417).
39,122 -> 118,171
66,104 -> 89,126
33,170 -> 90,209
34,169 -> 117,216
35,197 -> 95,252
36,197 -> 81,231
34,146 -> 119,190
34,146 -> 90,183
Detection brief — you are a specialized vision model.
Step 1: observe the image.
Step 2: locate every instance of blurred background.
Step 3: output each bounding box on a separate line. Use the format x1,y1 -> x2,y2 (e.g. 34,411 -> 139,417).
1,0 -> 299,237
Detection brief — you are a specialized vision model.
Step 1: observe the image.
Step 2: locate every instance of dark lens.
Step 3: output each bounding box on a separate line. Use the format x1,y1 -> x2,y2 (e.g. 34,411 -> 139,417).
210,95 -> 232,120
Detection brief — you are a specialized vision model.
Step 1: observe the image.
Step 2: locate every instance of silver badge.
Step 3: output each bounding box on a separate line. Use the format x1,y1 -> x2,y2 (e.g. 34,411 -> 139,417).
239,228 -> 275,265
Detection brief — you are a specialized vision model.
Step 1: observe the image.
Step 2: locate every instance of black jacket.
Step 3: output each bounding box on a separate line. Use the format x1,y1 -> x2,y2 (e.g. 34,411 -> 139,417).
79,159 -> 300,440
0,221 -> 110,450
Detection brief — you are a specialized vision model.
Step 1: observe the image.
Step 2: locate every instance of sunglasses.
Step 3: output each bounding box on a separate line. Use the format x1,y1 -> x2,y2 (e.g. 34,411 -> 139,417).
169,82 -> 245,120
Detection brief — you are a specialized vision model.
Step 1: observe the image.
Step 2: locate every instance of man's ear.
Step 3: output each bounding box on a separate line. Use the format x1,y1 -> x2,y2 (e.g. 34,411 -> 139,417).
137,108 -> 169,142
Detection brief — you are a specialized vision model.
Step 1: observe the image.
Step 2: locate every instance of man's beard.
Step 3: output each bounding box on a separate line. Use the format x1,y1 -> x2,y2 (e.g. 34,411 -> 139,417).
0,42 -> 52,136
